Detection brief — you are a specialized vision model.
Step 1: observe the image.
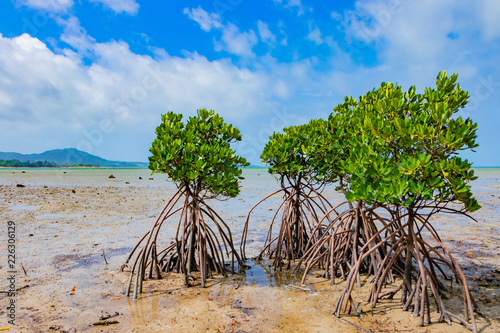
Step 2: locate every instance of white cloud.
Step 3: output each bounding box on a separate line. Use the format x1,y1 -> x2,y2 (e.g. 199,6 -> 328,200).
17,0 -> 139,14
273,0 -> 312,16
331,11 -> 342,21
479,0 -> 500,40
257,21 -> 276,45
0,34 -> 285,161
184,7 -> 257,57
88,0 -> 139,15
57,16 -> 96,56
183,6 -> 222,32
332,0 -> 488,76
216,24 -> 258,57
139,32 -> 150,43
17,0 -> 73,12
277,20 -> 288,46
306,21 -> 323,44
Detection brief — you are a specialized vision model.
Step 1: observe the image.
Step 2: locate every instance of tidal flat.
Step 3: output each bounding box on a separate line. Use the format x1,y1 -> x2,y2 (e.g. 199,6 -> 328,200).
1,168 -> 499,332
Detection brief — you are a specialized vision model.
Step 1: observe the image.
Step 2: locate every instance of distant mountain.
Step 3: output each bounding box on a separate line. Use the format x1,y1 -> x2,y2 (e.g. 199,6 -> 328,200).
0,148 -> 148,168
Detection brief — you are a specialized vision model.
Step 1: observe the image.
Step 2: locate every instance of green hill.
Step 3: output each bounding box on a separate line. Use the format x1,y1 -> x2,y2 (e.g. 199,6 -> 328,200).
0,148 -> 148,168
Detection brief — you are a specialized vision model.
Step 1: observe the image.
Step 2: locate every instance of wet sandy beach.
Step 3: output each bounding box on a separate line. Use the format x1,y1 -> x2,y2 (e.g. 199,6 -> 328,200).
1,168 -> 499,332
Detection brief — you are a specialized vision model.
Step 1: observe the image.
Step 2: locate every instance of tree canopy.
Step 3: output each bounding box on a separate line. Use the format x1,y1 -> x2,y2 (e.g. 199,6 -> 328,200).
324,71 -> 480,212
261,119 -> 329,185
148,108 -> 250,198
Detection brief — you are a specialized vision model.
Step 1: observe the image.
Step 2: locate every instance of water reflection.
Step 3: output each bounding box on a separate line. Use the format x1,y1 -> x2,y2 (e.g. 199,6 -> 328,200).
238,259 -> 304,288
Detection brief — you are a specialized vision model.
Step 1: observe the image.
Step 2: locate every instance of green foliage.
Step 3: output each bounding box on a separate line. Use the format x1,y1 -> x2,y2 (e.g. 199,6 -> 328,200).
0,159 -> 59,168
261,119 -> 330,183
327,71 -> 480,212
148,108 -> 250,198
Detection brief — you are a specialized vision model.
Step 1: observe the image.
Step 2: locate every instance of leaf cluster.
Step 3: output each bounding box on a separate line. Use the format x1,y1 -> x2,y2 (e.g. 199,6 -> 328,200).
148,109 -> 250,198
261,119 -> 330,184
325,71 -> 480,212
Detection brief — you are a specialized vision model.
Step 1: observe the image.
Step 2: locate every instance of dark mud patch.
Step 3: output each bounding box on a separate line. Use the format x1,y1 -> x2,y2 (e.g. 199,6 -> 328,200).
52,247 -> 133,272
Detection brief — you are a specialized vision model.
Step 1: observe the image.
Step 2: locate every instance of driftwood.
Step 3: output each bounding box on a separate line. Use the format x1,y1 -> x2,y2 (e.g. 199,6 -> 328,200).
93,320 -> 119,326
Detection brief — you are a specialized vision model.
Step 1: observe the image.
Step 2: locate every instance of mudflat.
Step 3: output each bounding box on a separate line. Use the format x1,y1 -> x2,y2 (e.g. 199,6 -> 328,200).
1,168 -> 499,332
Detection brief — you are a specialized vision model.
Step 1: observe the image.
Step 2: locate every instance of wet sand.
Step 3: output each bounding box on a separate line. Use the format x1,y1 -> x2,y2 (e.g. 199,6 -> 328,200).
1,168 -> 499,332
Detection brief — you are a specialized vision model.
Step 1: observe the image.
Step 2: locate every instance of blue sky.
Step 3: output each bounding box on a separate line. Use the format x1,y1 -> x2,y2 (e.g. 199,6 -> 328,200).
0,0 -> 499,165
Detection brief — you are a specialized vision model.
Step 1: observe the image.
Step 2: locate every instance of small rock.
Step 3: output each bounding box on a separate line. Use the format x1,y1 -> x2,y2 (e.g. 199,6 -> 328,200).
139,177 -> 142,180
125,182 -> 130,184
109,175 -> 115,179
149,178 -> 153,180
16,184 -> 25,187
72,189 -> 76,193
22,171 -> 26,173
29,234 -> 34,237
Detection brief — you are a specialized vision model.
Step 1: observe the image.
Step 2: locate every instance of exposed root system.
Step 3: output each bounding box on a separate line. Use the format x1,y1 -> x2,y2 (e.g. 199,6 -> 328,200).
296,201 -> 478,332
241,177 -> 333,270
122,186 -> 242,299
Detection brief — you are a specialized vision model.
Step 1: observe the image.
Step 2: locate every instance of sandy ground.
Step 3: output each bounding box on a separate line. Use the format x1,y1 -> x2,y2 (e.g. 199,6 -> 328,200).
0,168 -> 499,333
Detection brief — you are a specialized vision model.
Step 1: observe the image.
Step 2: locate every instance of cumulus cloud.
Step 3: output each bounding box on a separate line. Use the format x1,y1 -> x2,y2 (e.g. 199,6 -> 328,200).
88,0 -> 139,15
0,33 -> 293,161
17,0 -> 73,12
273,0 -> 312,16
18,0 -> 139,14
57,16 -> 96,56
183,6 -> 222,32
215,23 -> 258,57
331,1 -> 491,80
257,21 -> 276,45
185,6 -> 258,57
306,21 -> 323,44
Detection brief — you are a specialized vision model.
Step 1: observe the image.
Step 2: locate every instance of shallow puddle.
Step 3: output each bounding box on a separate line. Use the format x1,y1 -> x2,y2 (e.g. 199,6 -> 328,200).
237,259 -> 307,289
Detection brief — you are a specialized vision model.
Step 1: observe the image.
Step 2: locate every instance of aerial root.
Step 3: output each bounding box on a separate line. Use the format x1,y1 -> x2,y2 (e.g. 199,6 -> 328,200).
124,186 -> 242,299
241,179 -> 334,269
297,203 -> 477,332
